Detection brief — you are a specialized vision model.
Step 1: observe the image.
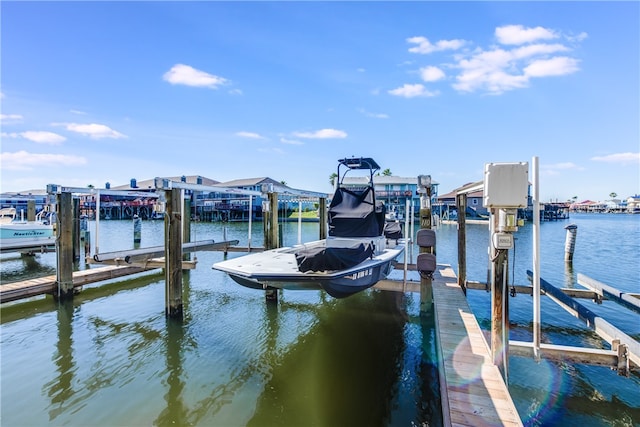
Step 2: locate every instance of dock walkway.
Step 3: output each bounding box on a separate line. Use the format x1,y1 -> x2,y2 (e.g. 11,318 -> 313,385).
434,266 -> 522,426
0,265 -> 156,303
377,265 -> 523,426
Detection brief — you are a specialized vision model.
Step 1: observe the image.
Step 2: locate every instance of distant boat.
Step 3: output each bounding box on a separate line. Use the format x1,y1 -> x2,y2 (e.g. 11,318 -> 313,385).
213,157 -> 406,298
0,207 -> 55,253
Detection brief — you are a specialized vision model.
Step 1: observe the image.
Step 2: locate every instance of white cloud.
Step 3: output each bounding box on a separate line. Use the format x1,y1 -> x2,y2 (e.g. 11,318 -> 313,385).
0,150 -> 87,171
591,152 -> 640,165
524,57 -> 580,77
292,129 -> 347,139
358,108 -> 389,119
60,123 -> 127,139
388,83 -> 438,98
21,131 -> 67,145
420,66 -> 445,82
70,109 -> 88,115
236,131 -> 266,140
0,113 -> 23,123
163,64 -> 228,89
540,162 -> 585,176
403,25 -> 582,96
495,25 -> 558,45
407,36 -> 466,54
280,137 -> 303,145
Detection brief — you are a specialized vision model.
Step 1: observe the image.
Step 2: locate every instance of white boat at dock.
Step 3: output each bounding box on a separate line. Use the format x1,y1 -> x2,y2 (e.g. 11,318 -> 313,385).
0,207 -> 55,253
213,157 -> 406,298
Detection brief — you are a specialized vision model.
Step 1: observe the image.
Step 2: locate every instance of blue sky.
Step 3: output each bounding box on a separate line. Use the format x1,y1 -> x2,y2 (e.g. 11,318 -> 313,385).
1,1 -> 638,201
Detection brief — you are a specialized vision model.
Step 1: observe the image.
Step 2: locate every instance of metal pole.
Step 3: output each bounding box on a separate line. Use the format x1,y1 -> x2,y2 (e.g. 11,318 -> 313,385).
532,156 -> 541,359
95,190 -> 100,256
297,200 -> 302,245
248,195 -> 253,250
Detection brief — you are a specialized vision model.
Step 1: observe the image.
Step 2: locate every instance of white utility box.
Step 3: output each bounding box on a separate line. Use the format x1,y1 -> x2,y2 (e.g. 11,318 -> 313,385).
483,162 -> 529,208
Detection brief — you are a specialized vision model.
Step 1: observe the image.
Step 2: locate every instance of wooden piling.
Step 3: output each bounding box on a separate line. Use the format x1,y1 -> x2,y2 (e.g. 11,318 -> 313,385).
263,192 -> 279,302
27,199 -> 36,221
133,216 -> 142,244
490,210 -> 509,377
564,224 -> 578,262
319,197 -> 327,240
182,198 -> 191,260
419,181 -> 433,314
456,193 -> 467,295
164,188 -> 183,318
73,197 -> 81,261
55,192 -> 74,300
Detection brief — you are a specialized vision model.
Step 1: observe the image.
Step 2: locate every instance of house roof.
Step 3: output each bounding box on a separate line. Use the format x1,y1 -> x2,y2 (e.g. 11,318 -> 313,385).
216,177 -> 281,188
112,175 -> 220,191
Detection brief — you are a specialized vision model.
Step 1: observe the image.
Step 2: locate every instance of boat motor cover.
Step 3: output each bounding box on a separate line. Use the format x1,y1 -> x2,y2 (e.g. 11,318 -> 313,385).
383,221 -> 403,240
295,242 -> 375,272
329,186 -> 385,237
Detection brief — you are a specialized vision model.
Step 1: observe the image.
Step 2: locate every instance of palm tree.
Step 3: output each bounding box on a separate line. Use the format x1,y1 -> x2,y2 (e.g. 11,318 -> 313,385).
382,168 -> 392,176
609,192 -> 617,199
329,173 -> 338,188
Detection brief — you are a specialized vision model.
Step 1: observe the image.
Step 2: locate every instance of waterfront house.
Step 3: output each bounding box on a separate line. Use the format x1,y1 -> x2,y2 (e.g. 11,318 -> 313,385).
626,195 -> 640,213
435,182 -> 487,221
341,175 -> 438,220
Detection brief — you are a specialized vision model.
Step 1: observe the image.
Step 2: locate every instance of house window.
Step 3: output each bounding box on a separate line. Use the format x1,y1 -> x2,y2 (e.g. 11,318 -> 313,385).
472,198 -> 478,205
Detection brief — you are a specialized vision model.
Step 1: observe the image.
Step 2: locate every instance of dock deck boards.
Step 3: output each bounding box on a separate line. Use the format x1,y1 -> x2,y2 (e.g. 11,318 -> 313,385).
0,265 -> 156,303
433,266 -> 523,427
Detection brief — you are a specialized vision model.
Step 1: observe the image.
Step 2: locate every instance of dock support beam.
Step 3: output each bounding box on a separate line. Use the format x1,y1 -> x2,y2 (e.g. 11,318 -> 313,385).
319,197 -> 327,240
73,197 -> 81,261
418,175 -> 433,315
164,189 -> 183,319
27,199 -> 36,221
263,191 -> 279,303
456,193 -> 467,295
55,192 -> 74,300
490,209 -> 509,378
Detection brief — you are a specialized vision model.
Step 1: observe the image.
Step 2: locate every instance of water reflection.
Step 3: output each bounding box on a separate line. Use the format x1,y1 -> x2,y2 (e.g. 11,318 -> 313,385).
46,300 -> 75,421
246,290 -> 431,427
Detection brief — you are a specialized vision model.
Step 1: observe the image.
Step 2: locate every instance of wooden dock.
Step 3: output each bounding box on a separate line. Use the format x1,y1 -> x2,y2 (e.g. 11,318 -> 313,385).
376,265 -> 523,427
0,265 -> 158,303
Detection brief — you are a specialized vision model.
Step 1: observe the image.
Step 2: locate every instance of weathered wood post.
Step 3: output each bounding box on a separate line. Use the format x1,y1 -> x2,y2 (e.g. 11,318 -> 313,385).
490,210 -> 509,376
456,193 -> 467,295
55,192 -> 74,300
417,175 -> 433,314
164,188 -> 183,319
183,197 -> 191,261
73,197 -> 81,261
133,215 -> 142,245
564,224 -> 578,262
319,197 -> 327,240
27,199 -> 36,221
268,191 -> 279,302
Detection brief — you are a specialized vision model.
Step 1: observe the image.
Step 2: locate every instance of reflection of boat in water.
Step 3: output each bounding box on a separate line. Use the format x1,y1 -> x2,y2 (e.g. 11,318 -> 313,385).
213,157 -> 406,298
0,207 -> 55,253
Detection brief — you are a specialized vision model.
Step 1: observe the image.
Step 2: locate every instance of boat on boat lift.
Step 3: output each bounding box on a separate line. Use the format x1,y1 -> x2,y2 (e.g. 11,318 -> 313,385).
0,207 -> 55,254
213,157 -> 406,298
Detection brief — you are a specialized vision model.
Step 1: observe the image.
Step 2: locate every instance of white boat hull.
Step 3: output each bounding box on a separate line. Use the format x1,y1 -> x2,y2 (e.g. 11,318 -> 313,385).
213,239 -> 405,298
0,222 -> 55,252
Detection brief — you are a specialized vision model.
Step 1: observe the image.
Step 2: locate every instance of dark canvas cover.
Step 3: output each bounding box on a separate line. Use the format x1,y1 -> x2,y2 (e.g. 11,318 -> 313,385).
329,186 -> 385,237
295,242 -> 375,272
383,221 -> 403,240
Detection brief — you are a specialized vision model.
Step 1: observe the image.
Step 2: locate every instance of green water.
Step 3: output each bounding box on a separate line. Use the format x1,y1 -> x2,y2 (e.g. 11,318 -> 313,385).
2,215 -> 639,426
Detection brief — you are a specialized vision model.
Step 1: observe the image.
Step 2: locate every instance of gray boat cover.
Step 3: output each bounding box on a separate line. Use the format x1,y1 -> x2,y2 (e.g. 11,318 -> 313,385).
328,186 -> 386,237
295,242 -> 375,272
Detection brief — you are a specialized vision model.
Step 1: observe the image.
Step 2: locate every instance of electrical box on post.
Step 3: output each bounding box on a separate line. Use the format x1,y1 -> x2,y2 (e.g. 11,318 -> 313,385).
483,162 -> 529,208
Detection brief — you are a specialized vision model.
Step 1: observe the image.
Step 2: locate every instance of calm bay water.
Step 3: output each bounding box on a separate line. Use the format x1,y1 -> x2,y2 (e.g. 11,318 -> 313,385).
1,213 -> 639,426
